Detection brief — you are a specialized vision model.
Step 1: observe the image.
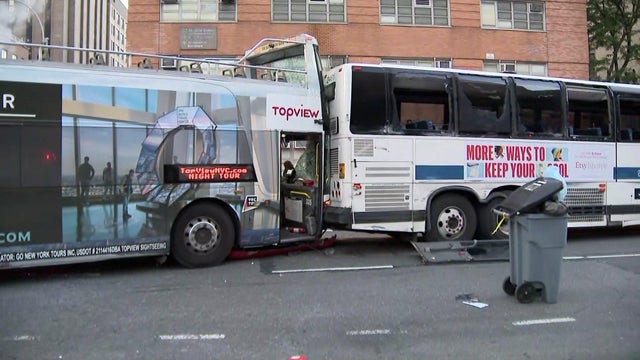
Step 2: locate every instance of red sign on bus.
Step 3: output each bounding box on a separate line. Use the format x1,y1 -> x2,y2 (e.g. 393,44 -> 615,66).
164,164 -> 257,183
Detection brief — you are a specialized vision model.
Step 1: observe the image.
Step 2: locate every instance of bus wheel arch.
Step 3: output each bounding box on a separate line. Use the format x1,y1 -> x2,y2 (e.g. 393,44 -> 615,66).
425,191 -> 478,242
476,189 -> 515,240
170,199 -> 238,268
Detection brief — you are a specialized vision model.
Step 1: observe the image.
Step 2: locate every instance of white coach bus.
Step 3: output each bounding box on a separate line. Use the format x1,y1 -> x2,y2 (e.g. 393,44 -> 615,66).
323,64 -> 640,241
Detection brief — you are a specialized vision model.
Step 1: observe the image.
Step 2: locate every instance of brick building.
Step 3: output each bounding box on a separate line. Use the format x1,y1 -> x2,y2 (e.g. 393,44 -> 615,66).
126,0 -> 588,79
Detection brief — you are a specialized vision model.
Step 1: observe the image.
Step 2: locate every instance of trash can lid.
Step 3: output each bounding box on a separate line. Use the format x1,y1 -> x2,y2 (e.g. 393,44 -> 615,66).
495,177 -> 564,216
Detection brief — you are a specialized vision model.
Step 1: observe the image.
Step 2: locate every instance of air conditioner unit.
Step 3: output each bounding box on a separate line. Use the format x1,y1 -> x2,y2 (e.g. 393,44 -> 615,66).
500,63 -> 516,73
160,58 -> 177,70
415,0 -> 431,6
529,3 -> 543,12
161,0 -> 179,4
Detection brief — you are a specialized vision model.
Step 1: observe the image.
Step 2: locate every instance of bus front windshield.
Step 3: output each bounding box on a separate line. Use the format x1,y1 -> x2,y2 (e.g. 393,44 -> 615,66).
245,43 -> 307,86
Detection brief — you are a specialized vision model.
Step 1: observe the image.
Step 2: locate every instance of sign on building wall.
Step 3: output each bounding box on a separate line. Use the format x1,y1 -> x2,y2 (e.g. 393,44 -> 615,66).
180,27 -> 217,50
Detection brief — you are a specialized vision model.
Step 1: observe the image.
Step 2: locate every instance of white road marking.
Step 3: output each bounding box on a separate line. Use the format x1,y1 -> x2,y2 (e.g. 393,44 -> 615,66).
346,329 -> 392,336
158,334 -> 225,340
564,253 -> 640,260
272,265 -> 393,274
3,335 -> 38,341
512,317 -> 576,326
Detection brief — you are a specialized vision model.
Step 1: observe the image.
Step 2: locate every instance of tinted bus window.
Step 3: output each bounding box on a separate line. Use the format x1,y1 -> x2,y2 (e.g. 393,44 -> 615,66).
514,79 -> 563,137
457,74 -> 510,135
351,68 -> 387,134
391,72 -> 450,134
567,86 -> 610,140
618,95 -> 640,142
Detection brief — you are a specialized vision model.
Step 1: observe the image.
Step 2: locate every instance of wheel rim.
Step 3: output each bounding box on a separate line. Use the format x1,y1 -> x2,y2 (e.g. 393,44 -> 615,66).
183,216 -> 220,252
436,206 -> 466,239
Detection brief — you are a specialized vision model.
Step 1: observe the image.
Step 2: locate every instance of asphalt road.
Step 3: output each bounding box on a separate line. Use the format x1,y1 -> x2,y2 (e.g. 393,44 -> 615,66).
1,228 -> 639,360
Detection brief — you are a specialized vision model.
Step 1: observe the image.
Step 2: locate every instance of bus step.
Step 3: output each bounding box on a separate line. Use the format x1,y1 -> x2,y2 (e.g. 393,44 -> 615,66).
410,239 -> 509,264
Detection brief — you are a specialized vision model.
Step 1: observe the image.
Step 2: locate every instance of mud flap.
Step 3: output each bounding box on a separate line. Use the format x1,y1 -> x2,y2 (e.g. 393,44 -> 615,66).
411,240 -> 509,264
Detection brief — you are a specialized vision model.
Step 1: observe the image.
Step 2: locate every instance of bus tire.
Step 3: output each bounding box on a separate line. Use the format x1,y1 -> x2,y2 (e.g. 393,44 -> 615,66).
476,191 -> 511,240
171,203 -> 235,268
425,194 -> 477,242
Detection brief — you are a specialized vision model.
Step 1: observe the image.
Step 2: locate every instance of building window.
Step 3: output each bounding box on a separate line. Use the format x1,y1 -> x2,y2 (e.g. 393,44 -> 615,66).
380,0 -> 449,26
1,49 -> 7,59
272,0 -> 346,23
481,1 -> 544,30
382,58 -> 452,68
161,0 -> 236,22
483,60 -> 546,76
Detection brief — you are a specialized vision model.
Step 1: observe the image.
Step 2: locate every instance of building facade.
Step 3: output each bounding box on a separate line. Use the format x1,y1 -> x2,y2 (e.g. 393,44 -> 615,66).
126,0 -> 589,79
0,0 -> 48,60
50,0 -> 128,64
1,0 -> 127,64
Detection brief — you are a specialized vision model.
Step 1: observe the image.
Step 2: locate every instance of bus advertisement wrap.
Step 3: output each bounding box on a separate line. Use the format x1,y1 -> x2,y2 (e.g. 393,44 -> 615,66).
0,81 -> 62,246
0,33 -> 329,268
465,141 -> 615,181
0,241 -> 168,264
266,94 -> 322,132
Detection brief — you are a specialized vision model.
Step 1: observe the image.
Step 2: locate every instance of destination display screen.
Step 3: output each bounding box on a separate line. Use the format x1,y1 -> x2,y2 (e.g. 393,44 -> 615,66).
164,164 -> 257,183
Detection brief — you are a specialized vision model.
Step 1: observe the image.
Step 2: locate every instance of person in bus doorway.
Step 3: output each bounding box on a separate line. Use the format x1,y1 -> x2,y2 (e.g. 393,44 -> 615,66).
102,162 -> 114,200
282,160 -> 297,183
121,169 -> 135,220
78,156 -> 95,204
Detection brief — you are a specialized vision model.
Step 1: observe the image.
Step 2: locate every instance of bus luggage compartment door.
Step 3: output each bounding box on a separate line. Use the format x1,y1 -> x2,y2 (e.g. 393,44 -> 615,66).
351,161 -> 413,232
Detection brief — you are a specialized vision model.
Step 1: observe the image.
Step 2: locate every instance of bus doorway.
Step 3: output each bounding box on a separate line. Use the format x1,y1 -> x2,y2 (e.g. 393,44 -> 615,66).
280,132 -> 325,243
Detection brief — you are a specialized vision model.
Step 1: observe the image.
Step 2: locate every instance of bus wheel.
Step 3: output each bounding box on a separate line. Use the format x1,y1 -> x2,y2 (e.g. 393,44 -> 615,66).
171,204 -> 235,268
426,194 -> 477,242
476,191 -> 511,240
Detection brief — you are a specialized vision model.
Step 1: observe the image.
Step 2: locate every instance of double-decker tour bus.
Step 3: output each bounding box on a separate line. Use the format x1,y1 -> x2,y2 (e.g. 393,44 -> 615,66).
0,34 -> 330,268
323,63 -> 640,241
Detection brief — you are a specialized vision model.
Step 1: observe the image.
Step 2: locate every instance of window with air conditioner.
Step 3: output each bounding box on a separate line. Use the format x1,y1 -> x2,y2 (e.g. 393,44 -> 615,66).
483,60 -> 547,76
500,63 -> 516,73
161,58 -> 177,69
381,57 -> 452,69
435,59 -> 451,68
